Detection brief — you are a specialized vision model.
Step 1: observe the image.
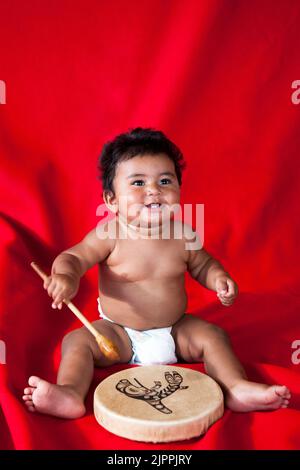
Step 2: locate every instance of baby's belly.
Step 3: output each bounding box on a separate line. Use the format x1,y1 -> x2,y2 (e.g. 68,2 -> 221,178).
98,277 -> 187,330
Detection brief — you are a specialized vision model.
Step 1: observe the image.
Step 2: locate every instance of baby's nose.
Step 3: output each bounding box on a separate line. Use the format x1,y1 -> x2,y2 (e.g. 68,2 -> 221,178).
146,184 -> 161,195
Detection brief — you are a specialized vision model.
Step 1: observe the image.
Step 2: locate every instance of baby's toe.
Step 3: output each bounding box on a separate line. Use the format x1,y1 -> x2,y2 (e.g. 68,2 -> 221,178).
25,399 -> 33,406
275,385 -> 289,398
22,395 -> 32,401
24,387 -> 35,395
24,399 -> 34,408
28,376 -> 41,388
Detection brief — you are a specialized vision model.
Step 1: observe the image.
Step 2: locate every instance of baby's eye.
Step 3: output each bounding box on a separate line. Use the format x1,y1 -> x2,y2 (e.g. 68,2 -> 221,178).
160,178 -> 172,185
132,180 -> 145,186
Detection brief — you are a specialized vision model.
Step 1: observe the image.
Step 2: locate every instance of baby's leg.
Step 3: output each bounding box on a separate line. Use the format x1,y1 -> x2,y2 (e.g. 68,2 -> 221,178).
22,320 -> 133,418
172,315 -> 291,412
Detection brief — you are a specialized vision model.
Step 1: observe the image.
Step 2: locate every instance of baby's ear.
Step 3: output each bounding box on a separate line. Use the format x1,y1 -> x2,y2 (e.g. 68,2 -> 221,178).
103,190 -> 118,213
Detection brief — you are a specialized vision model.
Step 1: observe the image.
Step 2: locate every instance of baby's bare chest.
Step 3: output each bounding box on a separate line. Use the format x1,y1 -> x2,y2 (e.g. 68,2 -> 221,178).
102,239 -> 187,282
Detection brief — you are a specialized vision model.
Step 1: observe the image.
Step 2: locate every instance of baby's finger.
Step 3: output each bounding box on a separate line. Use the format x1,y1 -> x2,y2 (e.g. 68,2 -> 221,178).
52,284 -> 63,299
47,281 -> 57,297
227,279 -> 237,296
221,298 -> 234,306
219,294 -> 233,302
220,299 -> 233,305
53,293 -> 65,307
52,299 -> 64,310
215,278 -> 228,295
217,293 -> 231,301
217,292 -> 227,298
222,281 -> 233,296
43,277 -> 51,290
223,297 -> 233,303
52,290 -> 65,308
222,294 -> 234,301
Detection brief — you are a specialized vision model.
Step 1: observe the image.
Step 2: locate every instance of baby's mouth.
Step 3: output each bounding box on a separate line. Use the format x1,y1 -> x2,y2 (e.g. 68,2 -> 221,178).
144,203 -> 162,210
145,203 -> 161,208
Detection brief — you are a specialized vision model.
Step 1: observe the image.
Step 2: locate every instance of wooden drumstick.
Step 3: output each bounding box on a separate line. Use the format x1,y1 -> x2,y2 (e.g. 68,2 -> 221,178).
30,261 -> 120,362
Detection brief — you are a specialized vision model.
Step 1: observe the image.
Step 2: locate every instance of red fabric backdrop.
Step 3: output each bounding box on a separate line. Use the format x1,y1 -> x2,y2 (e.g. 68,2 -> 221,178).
1,0 -> 300,450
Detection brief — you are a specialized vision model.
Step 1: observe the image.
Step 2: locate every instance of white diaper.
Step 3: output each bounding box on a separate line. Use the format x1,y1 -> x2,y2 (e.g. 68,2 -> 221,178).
97,298 -> 177,365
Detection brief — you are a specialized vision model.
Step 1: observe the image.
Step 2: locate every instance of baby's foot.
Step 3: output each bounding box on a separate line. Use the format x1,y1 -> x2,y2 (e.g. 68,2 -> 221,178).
226,380 -> 291,412
22,376 -> 85,418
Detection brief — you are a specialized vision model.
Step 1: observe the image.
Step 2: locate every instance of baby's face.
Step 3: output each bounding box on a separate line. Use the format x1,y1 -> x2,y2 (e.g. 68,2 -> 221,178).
108,153 -> 181,228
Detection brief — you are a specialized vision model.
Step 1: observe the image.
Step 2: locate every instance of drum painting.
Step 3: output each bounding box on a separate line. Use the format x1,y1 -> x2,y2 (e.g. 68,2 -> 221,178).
94,365 -> 224,443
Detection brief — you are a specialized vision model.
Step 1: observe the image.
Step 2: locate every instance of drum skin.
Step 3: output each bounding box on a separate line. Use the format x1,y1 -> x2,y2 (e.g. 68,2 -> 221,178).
94,365 -> 224,443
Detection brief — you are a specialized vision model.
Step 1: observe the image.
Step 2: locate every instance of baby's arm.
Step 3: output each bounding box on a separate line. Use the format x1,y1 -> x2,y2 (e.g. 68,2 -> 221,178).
44,228 -> 113,309
184,227 -> 238,306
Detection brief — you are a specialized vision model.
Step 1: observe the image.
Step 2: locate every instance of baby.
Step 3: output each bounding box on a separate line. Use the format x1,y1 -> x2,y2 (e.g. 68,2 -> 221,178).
23,127 -> 290,418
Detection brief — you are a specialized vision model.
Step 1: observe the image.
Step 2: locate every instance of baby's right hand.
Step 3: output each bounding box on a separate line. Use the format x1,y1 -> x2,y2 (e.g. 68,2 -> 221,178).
43,273 -> 80,310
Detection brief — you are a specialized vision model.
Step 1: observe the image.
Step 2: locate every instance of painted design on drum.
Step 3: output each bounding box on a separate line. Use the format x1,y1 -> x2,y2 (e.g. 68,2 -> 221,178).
115,371 -> 189,414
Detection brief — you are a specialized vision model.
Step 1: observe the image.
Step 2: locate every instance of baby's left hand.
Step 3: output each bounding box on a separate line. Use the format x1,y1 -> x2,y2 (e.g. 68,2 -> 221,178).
215,276 -> 238,307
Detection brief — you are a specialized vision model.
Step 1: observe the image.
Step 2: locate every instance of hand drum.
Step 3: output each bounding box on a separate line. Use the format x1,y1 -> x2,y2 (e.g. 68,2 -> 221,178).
94,365 -> 224,443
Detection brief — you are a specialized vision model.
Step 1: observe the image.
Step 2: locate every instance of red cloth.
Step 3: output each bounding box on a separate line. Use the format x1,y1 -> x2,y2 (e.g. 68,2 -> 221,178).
1,0 -> 300,450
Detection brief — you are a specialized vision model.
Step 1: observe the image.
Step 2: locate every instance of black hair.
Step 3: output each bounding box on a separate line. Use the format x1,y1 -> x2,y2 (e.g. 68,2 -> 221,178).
98,127 -> 186,193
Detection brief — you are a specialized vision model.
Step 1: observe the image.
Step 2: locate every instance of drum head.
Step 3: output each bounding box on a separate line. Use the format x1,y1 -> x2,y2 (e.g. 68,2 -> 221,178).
94,365 -> 224,443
